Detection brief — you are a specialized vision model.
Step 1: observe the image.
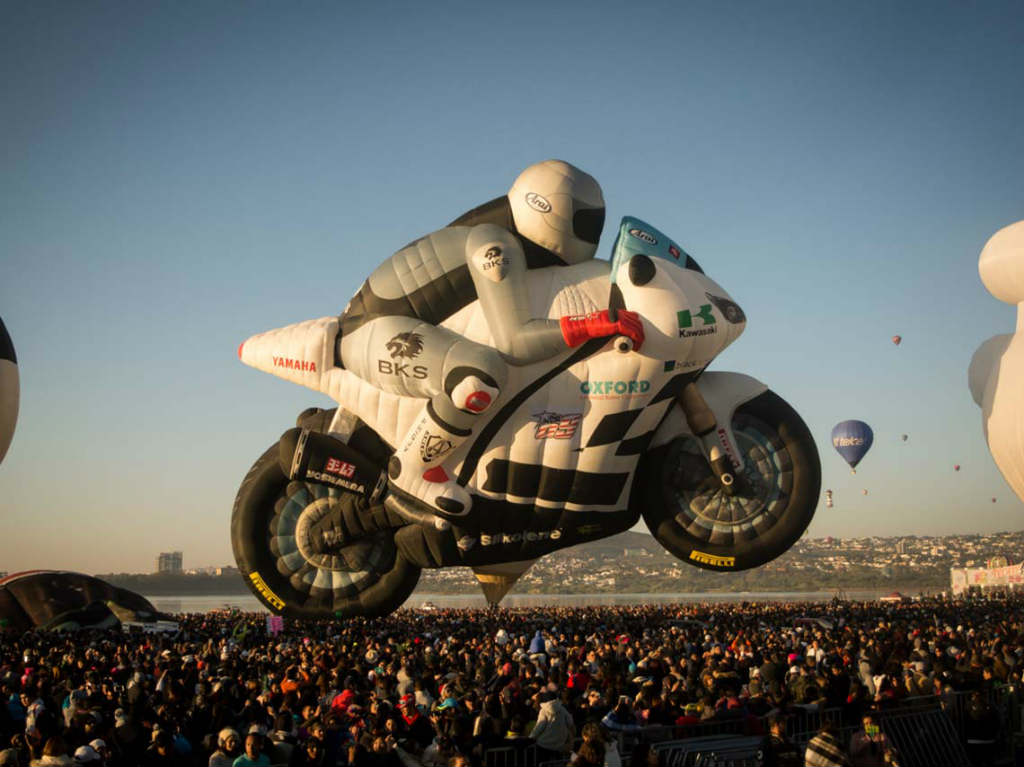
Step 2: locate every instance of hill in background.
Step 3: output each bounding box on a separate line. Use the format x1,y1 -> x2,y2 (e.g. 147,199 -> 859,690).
95,529 -> 1023,596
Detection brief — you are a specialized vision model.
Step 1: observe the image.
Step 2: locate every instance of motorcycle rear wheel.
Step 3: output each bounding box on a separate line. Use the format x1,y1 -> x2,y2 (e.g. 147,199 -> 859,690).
640,389 -> 821,571
231,441 -> 420,618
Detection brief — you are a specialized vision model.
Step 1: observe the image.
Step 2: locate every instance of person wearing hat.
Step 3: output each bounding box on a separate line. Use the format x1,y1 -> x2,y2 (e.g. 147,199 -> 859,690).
208,728 -> 241,767
231,726 -> 270,767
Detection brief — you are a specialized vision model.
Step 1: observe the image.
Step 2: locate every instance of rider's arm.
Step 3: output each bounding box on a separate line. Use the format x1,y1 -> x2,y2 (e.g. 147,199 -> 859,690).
465,224 -> 568,364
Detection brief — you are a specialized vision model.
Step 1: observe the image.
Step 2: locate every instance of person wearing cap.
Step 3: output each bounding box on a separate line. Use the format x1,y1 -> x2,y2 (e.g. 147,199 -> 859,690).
230,726 -> 270,767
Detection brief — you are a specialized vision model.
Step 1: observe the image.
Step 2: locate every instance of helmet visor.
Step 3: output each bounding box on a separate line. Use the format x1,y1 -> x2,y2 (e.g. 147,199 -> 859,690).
572,206 -> 605,245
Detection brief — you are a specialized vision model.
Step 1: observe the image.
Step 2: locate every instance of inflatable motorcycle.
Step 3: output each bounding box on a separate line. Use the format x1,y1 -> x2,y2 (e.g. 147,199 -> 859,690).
232,217 -> 821,617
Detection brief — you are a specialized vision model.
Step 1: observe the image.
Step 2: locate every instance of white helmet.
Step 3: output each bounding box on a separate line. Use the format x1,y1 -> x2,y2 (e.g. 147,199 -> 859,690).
507,160 -> 605,265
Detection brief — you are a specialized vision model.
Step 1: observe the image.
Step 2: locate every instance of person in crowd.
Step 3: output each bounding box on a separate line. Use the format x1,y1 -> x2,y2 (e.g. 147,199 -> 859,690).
231,726 -> 270,767
848,712 -> 893,767
803,720 -> 847,767
30,736 -> 74,767
209,728 -> 241,767
530,691 -> 575,763
763,714 -> 801,767
3,597 -> 1024,767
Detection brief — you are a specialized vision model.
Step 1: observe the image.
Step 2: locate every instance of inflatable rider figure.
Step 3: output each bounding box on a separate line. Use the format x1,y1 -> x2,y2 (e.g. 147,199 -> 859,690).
338,160 -> 644,517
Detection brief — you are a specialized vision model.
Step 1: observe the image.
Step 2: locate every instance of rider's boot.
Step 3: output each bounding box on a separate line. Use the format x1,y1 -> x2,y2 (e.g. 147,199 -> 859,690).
386,407 -> 473,517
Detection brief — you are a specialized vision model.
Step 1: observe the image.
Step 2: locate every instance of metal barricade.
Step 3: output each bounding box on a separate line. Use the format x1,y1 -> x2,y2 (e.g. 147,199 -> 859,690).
485,744 -> 539,767
652,736 -> 765,767
878,702 -> 970,767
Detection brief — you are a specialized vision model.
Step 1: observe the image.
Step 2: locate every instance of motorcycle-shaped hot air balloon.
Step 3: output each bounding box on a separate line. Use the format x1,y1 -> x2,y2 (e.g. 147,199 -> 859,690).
232,218 -> 822,618
831,420 -> 873,474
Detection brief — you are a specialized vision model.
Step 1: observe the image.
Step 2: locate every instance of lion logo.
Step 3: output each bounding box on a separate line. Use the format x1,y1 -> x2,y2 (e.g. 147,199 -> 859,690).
385,332 -> 424,359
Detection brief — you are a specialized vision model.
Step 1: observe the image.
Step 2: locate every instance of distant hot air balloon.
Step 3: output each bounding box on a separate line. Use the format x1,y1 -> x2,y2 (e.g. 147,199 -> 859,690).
892,335 -> 902,346
825,489 -> 833,508
862,489 -> 869,495
901,434 -> 908,442
954,464 -> 960,472
992,497 -> 997,503
831,420 -> 874,473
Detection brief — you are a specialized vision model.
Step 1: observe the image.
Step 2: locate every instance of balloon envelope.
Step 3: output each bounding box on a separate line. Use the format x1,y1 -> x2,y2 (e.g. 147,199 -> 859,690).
954,465 -> 960,471
892,335 -> 902,346
831,420 -> 874,469
901,434 -> 908,442
0,316 -> 17,466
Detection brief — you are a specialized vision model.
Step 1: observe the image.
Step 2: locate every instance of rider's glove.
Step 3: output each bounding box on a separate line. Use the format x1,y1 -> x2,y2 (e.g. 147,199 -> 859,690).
559,310 -> 644,351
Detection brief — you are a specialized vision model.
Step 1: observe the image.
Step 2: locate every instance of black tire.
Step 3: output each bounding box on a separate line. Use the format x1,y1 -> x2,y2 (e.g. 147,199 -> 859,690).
640,389 -> 821,571
231,442 -> 420,619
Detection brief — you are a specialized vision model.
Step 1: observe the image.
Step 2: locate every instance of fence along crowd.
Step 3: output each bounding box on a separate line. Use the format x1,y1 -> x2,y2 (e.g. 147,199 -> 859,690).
0,596 -> 1020,766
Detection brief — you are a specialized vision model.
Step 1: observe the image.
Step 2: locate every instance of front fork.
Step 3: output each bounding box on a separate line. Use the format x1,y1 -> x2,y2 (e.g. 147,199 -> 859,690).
676,381 -> 745,495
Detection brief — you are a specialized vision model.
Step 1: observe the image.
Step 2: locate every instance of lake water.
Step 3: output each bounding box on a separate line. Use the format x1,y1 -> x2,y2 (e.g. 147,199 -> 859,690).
146,589 -> 896,614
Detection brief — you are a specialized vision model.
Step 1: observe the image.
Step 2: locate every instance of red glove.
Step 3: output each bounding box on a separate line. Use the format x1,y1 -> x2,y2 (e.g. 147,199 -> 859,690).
560,309 -> 644,351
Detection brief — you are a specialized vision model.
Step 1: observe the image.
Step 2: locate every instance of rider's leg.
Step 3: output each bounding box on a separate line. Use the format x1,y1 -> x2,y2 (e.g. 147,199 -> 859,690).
339,315 -> 506,515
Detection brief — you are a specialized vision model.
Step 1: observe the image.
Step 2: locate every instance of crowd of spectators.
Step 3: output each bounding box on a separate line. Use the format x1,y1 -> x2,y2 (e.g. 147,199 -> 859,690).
0,594 -> 1019,767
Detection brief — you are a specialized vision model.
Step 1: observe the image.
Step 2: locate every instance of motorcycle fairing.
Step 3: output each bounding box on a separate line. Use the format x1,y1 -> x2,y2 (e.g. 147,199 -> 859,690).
649,371 -> 770,469
609,216 -> 703,280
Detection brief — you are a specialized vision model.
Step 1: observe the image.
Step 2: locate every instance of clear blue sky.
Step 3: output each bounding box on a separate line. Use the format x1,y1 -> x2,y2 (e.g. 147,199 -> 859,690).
2,1 -> 1023,573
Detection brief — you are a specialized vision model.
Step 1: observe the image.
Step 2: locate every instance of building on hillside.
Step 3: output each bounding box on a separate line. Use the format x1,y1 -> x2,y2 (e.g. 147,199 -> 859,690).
155,551 -> 183,575
951,560 -> 1024,595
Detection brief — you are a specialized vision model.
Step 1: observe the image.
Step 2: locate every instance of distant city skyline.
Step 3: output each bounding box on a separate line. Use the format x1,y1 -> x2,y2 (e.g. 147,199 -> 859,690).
2,1 -> 1024,572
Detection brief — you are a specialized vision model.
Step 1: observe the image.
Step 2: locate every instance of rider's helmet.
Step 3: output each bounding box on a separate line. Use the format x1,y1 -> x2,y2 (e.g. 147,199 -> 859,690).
507,160 -> 605,265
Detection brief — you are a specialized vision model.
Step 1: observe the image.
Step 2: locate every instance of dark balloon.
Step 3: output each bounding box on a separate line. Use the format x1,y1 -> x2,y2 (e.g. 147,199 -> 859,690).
831,420 -> 874,471
0,316 -> 17,466
0,571 -> 170,632
901,434 -> 908,442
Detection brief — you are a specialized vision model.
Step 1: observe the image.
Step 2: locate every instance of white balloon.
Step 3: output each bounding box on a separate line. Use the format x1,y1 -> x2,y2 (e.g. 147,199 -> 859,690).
971,220 -> 1024,503
980,220 -> 1024,305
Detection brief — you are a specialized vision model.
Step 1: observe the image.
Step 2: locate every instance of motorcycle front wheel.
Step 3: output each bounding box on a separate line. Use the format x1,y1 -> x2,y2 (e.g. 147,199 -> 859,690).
639,389 -> 821,571
231,442 -> 420,619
